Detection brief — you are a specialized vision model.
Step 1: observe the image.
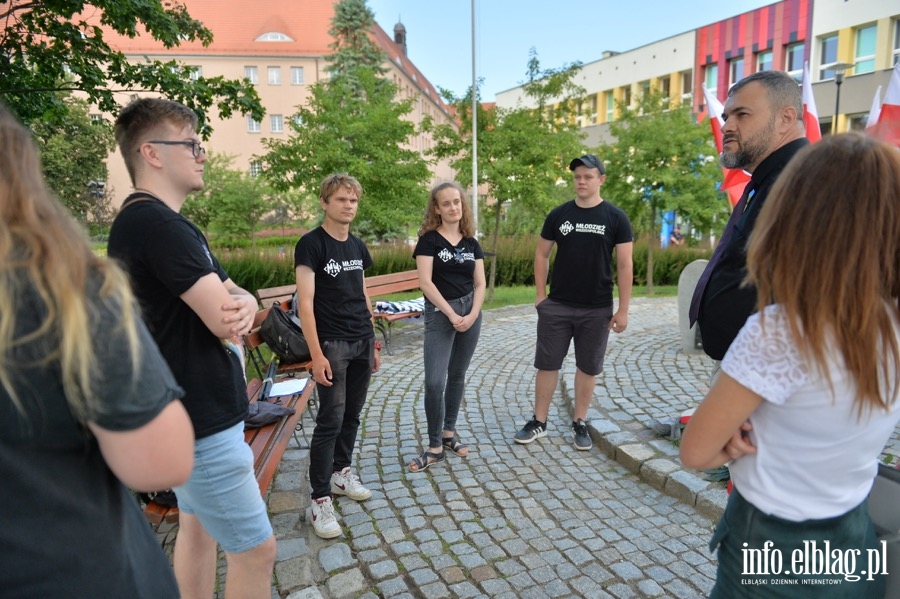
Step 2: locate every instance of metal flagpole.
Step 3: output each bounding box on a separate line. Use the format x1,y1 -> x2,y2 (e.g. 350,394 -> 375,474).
471,0 -> 478,236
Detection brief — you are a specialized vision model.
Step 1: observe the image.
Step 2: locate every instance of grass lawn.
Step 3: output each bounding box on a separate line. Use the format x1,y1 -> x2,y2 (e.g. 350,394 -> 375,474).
379,285 -> 678,311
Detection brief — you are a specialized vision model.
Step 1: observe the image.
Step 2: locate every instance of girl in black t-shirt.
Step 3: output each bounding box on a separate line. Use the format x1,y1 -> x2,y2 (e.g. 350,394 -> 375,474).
409,182 -> 486,472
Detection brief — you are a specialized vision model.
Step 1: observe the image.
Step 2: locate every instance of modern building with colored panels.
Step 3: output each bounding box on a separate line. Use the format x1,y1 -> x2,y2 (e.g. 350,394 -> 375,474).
808,0 -> 899,134
94,1 -> 457,205
694,0 -> 813,110
497,0 -> 898,144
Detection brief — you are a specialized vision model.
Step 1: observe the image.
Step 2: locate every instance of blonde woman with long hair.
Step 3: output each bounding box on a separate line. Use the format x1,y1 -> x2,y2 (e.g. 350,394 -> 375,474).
0,103 -> 193,596
681,133 -> 900,596
408,182 -> 485,472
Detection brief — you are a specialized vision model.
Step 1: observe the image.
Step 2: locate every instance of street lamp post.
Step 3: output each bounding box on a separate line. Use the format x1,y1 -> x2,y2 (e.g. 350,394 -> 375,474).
831,62 -> 853,135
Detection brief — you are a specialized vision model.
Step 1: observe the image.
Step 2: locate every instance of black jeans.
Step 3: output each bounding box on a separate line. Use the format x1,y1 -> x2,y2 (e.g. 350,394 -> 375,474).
309,338 -> 373,499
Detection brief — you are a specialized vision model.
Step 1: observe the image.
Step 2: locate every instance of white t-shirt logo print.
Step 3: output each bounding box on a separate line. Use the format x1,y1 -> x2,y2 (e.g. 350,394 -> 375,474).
559,221 -> 574,236
324,259 -> 342,278
438,248 -> 453,263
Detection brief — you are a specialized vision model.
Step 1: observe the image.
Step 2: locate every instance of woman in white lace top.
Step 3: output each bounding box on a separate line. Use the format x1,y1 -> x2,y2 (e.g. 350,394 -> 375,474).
681,133 -> 900,596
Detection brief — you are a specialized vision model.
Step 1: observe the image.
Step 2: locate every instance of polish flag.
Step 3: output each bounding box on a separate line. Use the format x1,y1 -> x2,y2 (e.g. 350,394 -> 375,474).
865,86 -> 882,129
868,64 -> 900,147
802,62 -> 821,143
702,85 -> 751,206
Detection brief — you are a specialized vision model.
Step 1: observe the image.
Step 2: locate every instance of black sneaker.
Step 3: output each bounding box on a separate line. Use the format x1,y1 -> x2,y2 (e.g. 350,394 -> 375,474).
514,416 -> 547,444
573,419 -> 592,451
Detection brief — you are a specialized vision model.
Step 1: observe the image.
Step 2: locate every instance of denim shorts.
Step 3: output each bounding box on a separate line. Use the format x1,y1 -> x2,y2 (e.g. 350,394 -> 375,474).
174,421 -> 273,553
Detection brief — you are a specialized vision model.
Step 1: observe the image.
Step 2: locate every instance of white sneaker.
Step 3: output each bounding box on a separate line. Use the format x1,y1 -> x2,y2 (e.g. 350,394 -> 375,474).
330,467 -> 372,501
310,496 -> 341,539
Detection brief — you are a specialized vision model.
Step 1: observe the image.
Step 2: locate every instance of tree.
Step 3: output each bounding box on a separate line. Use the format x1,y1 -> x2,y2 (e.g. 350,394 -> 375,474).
597,91 -> 726,293
30,95 -> 115,222
326,0 -> 387,80
0,0 -> 263,132
261,0 -> 430,240
183,152 -> 272,244
428,50 -> 586,297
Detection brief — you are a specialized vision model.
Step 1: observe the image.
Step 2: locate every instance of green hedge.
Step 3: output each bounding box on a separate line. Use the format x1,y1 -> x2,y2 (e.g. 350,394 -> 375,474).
216,236 -> 712,293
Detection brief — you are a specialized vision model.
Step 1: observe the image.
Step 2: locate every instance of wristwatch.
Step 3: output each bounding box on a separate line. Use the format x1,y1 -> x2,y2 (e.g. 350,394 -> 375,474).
374,341 -> 382,351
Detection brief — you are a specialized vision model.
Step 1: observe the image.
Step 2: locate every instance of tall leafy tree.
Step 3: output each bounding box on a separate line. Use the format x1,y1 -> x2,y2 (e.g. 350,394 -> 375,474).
261,0 -> 429,240
0,0 -> 263,132
30,95 -> 115,222
597,91 -> 726,292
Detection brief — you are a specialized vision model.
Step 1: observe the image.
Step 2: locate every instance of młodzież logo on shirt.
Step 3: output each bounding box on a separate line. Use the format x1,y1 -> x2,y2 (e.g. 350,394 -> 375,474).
323,258 -> 365,278
558,221 -> 606,236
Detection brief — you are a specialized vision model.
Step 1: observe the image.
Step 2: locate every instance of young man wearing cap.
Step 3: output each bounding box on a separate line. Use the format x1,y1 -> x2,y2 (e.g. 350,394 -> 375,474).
514,154 -> 633,450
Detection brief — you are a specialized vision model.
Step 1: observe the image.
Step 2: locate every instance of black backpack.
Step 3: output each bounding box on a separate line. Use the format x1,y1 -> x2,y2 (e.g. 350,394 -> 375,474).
258,297 -> 312,363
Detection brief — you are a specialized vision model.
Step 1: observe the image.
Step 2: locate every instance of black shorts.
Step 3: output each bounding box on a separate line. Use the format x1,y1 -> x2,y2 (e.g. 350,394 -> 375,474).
534,299 -> 613,375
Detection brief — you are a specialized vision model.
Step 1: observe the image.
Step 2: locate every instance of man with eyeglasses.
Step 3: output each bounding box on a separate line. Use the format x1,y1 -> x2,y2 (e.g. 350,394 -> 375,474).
514,154 -> 633,451
108,98 -> 275,598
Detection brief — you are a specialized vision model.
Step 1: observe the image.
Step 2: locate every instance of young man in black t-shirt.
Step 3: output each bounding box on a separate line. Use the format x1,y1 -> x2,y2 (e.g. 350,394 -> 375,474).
514,154 -> 634,451
295,173 -> 381,539
108,98 -> 275,598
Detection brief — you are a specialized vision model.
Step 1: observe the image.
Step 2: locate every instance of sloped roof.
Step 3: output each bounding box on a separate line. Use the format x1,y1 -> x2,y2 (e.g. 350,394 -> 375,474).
100,0 -> 335,56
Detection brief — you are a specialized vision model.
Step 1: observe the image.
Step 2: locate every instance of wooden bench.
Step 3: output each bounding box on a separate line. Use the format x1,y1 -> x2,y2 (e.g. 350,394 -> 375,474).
142,376 -> 314,525
255,270 -> 423,355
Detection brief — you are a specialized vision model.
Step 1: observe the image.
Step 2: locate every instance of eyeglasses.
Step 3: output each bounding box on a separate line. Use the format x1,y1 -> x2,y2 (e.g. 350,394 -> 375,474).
142,140 -> 206,158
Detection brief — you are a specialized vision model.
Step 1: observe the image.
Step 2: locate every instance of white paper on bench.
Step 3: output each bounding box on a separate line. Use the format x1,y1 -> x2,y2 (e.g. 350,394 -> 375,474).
270,378 -> 307,397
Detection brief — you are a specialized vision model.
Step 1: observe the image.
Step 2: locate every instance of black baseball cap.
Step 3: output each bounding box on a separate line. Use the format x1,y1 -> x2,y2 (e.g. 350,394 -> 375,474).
569,154 -> 605,175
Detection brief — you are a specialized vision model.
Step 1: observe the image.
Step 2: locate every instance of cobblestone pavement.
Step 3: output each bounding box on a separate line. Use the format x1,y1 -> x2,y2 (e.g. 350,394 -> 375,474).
208,296 -> 900,597
267,298 -> 723,599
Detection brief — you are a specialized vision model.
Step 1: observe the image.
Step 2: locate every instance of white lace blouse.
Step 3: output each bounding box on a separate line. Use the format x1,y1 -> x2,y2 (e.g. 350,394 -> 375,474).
722,304 -> 900,521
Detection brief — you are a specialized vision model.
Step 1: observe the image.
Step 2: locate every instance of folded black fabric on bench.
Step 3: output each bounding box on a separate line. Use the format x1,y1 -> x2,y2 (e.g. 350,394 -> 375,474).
244,400 -> 295,429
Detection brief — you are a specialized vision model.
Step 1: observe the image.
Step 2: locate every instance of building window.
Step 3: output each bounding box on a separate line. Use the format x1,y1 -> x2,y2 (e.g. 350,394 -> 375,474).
729,57 -> 744,87
605,93 -> 614,121
247,116 -> 261,133
660,76 -> 671,101
705,64 -> 718,96
290,66 -> 304,85
270,115 -> 283,133
757,50 -> 773,72
255,32 -> 293,42
819,34 -> 839,79
785,43 -> 804,81
292,114 -> 304,127
90,114 -> 102,125
244,66 -> 258,84
589,95 -> 598,120
622,85 -> 632,109
249,161 -> 263,178
189,66 -> 202,81
854,25 -> 877,74
681,70 -> 693,100
894,20 -> 900,66
848,113 -> 869,132
268,66 -> 281,85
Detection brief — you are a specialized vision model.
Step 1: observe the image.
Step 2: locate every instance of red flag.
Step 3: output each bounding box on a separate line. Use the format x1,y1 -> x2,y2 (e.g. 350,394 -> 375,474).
869,64 -> 900,147
802,62 -> 822,143
702,85 -> 751,206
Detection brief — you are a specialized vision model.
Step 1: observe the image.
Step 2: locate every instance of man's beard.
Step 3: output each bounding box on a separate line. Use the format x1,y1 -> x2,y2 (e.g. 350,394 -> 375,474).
720,119 -> 775,170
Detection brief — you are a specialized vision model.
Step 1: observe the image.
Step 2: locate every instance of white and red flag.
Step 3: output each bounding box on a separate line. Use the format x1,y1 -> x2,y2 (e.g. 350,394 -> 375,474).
701,85 -> 751,206
802,61 -> 822,143
868,64 -> 900,147
865,85 -> 882,129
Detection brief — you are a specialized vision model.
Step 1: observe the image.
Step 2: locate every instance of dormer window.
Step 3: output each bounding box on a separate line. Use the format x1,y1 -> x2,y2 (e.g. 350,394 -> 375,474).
255,32 -> 293,42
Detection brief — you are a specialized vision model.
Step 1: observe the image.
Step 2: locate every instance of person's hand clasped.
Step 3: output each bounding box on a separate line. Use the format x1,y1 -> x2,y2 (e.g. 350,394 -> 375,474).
221,295 -> 256,336
724,421 -> 757,461
453,313 -> 474,332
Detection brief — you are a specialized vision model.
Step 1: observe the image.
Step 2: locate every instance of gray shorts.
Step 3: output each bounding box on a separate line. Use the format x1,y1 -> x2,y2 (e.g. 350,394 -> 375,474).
534,299 -> 613,376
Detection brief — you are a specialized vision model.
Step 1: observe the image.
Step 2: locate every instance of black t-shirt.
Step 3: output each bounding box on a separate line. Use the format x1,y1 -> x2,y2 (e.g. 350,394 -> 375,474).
541,199 -> 633,308
698,138 -> 809,360
0,274 -> 182,597
413,230 -> 484,301
294,227 -> 374,341
108,193 -> 248,439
